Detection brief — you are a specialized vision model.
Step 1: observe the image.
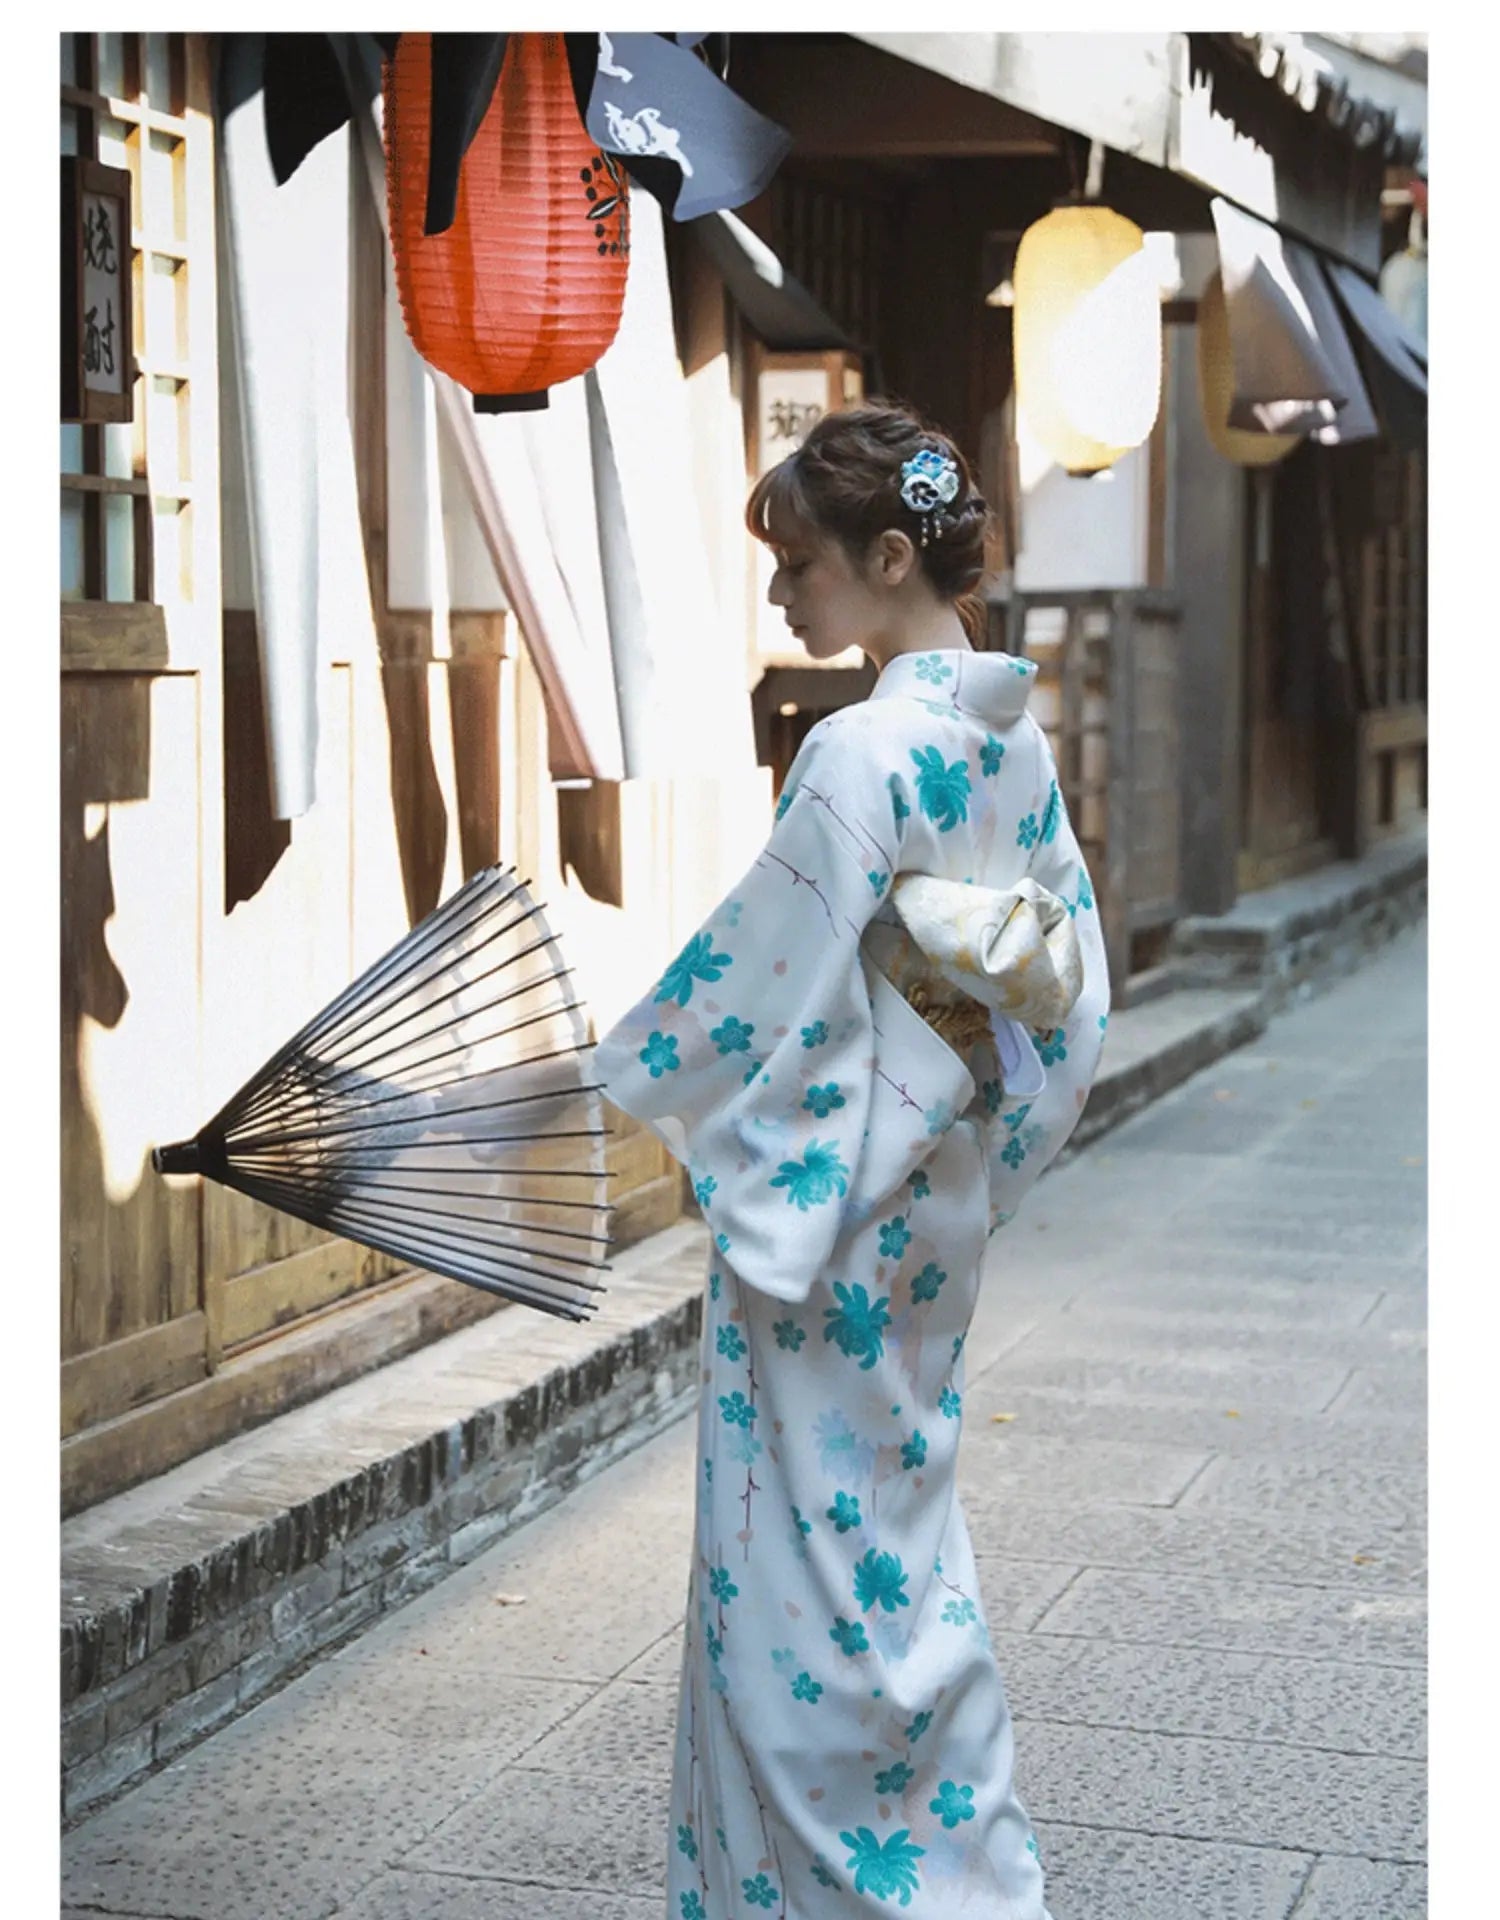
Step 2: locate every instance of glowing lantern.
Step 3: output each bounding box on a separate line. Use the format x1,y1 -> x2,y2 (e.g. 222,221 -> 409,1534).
384,33 -> 630,406
1195,271 -> 1302,467
1013,204 -> 1162,476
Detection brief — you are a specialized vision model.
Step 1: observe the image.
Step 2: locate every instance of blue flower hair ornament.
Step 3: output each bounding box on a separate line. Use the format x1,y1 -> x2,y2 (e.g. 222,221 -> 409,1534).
899,446 -> 961,545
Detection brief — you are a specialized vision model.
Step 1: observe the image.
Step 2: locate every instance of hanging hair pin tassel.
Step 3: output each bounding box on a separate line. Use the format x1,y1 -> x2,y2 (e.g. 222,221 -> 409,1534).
900,445 -> 960,548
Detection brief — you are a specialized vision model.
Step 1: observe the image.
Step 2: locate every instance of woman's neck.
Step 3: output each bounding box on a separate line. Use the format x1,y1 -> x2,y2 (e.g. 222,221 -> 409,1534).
863,603 -> 973,674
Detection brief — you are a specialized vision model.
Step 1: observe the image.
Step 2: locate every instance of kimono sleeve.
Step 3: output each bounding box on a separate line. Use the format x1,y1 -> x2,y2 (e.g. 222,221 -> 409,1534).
594,709 -> 976,1305
983,716 -> 1112,1231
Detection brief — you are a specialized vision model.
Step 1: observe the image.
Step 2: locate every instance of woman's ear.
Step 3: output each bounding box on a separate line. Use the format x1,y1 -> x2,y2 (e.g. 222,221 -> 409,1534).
871,528 -> 918,588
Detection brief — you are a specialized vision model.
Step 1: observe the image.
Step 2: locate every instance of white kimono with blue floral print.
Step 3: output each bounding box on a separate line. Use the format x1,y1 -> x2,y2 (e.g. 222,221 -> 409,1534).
596,650 -> 1108,1920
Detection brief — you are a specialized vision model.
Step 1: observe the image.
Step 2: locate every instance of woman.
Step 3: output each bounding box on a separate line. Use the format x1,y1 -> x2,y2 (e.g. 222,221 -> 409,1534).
596,404 -> 1108,1919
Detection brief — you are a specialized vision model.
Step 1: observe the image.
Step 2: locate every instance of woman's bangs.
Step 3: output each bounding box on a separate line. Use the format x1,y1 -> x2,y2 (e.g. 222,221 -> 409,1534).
745,458 -> 814,548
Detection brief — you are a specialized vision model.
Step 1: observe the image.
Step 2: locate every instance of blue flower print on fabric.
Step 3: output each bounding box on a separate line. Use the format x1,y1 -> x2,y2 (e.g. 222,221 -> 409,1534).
677,1823 -> 698,1861
1016,813 -> 1040,851
907,1168 -> 931,1201
1032,1028 -> 1068,1066
716,1324 -> 746,1363
1021,1122 -> 1048,1155
914,653 -> 954,686
655,931 -> 732,1008
854,1548 -> 910,1613
878,1215 -> 912,1261
710,1015 -> 754,1056
791,1671 -> 823,1704
773,1318 -> 805,1352
812,1857 -> 840,1889
1040,779 -> 1061,845
906,1710 -> 933,1744
939,1387 -> 962,1418
942,1595 -> 977,1627
742,1058 -> 764,1086
709,1565 -> 739,1604
801,1019 -> 830,1051
791,1504 -> 813,1542
824,1283 -> 892,1371
1027,1833 -> 1042,1862
900,1431 -> 927,1470
743,1873 -> 781,1909
910,1261 -> 946,1303
803,1082 -> 846,1120
719,1391 -> 756,1429
867,869 -> 889,898
716,1231 -> 731,1254
639,1032 -> 679,1078
771,1139 -> 850,1210
681,1893 -> 706,1920
911,745 -> 971,833
827,1490 -> 862,1533
1000,1136 -> 1026,1170
694,1173 -> 718,1208
830,1615 -> 869,1656
1003,1102 -> 1032,1134
709,1270 -> 722,1302
931,1781 -> 976,1830
981,1078 -> 1003,1117
979,734 -> 1005,778
876,1759 -> 915,1795
1079,868 -> 1095,912
814,1408 -> 878,1484
924,1099 -> 958,1138
775,785 -> 796,823
889,774 -> 911,836
841,1827 -> 925,1907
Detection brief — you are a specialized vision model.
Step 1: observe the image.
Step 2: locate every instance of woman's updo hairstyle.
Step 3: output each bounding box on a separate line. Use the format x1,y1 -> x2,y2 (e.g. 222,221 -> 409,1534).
746,401 -> 992,640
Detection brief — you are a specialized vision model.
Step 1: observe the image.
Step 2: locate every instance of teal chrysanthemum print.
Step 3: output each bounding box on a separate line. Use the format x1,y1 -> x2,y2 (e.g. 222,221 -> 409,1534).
773,1318 -> 805,1352
791,1671 -> 823,1704
716,1323 -> 746,1362
639,1031 -> 679,1078
655,931 -> 732,1008
939,1386 -> 962,1419
980,733 -> 1005,777
942,1595 -> 977,1627
710,1015 -> 754,1055
900,1431 -> 927,1470
854,1548 -> 910,1613
823,1282 -> 892,1371
1016,812 -> 1040,851
771,1139 -> 850,1210
719,1390 -> 757,1429
840,1826 -> 925,1906
801,1019 -> 829,1049
803,1082 -> 846,1120
680,1892 -> 705,1920
743,1873 -> 780,1909
876,1759 -> 915,1795
911,745 -> 971,833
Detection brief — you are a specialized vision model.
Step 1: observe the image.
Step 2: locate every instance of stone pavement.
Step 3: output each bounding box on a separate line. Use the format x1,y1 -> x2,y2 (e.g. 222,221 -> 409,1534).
61,926 -> 1427,1920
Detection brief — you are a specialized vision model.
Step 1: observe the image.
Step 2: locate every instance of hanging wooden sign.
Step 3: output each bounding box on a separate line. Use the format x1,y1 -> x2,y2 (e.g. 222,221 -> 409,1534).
61,157 -> 135,424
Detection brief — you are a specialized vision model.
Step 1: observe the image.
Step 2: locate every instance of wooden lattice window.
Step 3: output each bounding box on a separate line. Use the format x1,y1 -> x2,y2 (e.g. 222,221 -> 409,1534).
60,33 -> 199,611
1360,449 -> 1427,713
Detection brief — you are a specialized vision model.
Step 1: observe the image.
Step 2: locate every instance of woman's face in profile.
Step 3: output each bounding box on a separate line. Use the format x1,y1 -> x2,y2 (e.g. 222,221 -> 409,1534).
764,509 -> 881,662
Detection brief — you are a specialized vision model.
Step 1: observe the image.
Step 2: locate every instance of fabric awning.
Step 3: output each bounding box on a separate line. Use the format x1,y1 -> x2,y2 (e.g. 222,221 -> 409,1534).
1324,259 -> 1428,454
692,210 -> 852,351
1209,198 -> 1377,447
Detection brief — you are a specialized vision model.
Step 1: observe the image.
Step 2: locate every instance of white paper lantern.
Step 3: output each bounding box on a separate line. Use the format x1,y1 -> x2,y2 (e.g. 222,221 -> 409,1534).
1196,270 -> 1302,468
1013,205 -> 1162,477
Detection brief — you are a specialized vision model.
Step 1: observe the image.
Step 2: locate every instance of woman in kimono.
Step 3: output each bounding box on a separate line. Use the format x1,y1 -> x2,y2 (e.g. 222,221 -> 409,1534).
595,404 -> 1108,1919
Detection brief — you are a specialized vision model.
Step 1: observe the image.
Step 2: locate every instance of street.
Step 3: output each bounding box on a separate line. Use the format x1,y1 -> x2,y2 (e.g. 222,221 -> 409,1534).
62,926 -> 1427,1920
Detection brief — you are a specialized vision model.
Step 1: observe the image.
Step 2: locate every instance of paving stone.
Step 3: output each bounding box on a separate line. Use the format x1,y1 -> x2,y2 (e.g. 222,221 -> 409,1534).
986,1629 -> 1426,1759
1179,1456 -> 1426,1530
618,1625 -> 684,1688
1328,1369 -> 1428,1420
403,1769 -> 667,1890
1019,1720 -> 1426,1861
1034,1821 -> 1314,1920
333,1875 -> 664,1920
1288,1853 -> 1430,1917
524,1676 -> 677,1786
950,1433 -> 1214,1510
968,1350 -> 1355,1415
1022,1566 -> 1427,1667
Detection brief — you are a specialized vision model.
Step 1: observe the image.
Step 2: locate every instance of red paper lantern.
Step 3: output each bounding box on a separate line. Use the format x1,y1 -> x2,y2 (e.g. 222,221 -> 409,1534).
384,32 -> 630,404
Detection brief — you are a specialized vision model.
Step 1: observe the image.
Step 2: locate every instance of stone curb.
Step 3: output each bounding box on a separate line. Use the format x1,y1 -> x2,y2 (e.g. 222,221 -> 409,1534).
60,835 -> 1426,1825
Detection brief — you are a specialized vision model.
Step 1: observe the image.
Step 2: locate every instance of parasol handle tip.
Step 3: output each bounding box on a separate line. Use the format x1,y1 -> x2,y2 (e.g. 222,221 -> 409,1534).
152,1139 -> 201,1177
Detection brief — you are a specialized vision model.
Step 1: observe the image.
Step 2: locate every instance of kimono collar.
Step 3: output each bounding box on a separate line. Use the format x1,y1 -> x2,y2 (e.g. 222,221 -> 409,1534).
869,649 -> 1038,727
